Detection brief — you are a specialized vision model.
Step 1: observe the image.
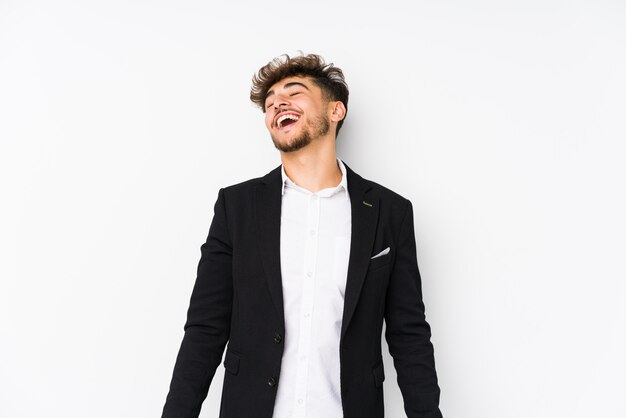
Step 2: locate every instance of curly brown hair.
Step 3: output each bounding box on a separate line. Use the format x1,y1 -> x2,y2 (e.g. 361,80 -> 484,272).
250,53 -> 349,136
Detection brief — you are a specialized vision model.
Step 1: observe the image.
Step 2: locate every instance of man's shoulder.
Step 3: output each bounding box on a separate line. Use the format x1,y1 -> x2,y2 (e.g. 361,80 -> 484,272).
352,165 -> 411,210
219,164 -> 281,194
363,176 -> 409,203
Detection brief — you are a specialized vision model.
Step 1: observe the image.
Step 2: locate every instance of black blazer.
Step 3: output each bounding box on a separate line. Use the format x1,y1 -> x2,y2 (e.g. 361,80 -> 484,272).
162,161 -> 442,418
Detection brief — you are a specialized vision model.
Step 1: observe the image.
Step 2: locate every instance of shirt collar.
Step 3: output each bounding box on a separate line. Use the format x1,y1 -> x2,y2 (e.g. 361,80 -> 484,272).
281,156 -> 348,197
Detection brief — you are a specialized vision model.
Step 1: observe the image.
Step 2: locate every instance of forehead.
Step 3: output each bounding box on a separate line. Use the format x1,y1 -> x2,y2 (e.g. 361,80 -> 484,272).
265,75 -> 317,99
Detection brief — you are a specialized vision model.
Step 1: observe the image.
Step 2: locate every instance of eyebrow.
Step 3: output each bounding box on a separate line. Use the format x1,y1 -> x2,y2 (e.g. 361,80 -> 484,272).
265,81 -> 310,101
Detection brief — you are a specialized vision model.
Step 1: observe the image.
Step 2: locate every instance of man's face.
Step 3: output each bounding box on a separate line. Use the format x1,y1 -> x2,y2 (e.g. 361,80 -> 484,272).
264,75 -> 331,153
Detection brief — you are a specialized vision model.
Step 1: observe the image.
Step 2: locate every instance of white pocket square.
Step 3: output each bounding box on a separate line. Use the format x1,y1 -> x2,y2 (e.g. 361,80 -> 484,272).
370,246 -> 390,259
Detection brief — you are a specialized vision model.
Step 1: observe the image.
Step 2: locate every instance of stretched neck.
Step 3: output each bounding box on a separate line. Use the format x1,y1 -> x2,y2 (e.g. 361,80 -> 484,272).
280,138 -> 341,193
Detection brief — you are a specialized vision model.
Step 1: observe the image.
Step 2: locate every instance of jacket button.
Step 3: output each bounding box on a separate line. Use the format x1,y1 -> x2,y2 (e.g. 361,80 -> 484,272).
268,377 -> 277,387
273,332 -> 282,343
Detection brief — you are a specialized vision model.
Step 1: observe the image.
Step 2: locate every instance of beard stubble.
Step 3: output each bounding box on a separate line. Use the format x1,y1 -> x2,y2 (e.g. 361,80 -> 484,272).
271,112 -> 331,153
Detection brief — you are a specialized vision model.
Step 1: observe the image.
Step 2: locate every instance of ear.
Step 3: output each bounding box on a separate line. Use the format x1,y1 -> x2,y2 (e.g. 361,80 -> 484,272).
329,101 -> 346,123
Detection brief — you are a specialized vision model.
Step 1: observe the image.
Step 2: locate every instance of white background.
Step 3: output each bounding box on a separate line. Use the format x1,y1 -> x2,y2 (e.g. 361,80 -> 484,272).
1,0 -> 625,417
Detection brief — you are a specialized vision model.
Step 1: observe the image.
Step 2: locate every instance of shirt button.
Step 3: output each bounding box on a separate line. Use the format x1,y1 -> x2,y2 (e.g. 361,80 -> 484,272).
273,332 -> 282,344
268,377 -> 277,387
306,271 -> 312,277
304,313 -> 310,318
309,229 -> 315,236
298,398 -> 304,404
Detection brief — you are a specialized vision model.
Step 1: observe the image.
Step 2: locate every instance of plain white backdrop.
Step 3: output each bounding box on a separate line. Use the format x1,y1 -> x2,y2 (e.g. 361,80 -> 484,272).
1,0 -> 625,417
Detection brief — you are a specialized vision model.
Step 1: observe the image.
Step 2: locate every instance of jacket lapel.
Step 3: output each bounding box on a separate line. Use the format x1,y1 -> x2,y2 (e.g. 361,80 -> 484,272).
255,165 -> 285,331
254,160 -> 379,340
340,161 -> 379,340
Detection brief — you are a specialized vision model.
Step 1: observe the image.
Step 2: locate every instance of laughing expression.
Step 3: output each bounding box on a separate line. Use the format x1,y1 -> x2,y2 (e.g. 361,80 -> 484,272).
264,76 -> 331,152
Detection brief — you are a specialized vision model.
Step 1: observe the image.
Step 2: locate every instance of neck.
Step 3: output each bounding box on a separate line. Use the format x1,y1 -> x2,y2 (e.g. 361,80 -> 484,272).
280,138 -> 342,193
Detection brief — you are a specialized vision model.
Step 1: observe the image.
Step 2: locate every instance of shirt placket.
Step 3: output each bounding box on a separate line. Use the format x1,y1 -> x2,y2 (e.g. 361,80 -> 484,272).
292,193 -> 320,418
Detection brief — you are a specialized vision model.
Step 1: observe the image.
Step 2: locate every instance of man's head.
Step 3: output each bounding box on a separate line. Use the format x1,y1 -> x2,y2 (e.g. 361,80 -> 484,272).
250,53 -> 349,152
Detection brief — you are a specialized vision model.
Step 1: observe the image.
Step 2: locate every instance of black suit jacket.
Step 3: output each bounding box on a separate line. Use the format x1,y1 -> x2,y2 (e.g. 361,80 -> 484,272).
162,161 -> 442,418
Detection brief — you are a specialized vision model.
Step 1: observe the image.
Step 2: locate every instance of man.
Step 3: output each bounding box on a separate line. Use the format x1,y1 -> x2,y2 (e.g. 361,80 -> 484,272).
162,53 -> 443,418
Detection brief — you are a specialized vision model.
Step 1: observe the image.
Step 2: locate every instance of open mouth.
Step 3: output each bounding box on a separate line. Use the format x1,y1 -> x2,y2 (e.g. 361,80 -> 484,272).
276,113 -> 300,129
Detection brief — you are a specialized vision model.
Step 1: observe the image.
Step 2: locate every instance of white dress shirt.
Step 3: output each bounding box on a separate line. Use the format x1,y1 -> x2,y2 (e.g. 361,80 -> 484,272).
272,157 -> 351,418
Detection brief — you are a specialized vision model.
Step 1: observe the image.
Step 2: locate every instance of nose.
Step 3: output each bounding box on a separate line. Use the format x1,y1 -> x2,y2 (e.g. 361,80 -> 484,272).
272,93 -> 289,110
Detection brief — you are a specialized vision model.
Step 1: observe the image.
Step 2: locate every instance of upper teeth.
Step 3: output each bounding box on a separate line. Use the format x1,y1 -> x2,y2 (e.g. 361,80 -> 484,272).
277,114 -> 299,127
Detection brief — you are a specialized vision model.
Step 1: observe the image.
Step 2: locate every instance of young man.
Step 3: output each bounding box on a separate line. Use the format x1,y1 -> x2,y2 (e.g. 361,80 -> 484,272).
162,53 -> 443,418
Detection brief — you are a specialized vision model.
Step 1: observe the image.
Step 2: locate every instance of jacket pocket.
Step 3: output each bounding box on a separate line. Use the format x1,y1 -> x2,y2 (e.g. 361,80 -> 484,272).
368,250 -> 391,271
372,361 -> 385,388
223,350 -> 240,375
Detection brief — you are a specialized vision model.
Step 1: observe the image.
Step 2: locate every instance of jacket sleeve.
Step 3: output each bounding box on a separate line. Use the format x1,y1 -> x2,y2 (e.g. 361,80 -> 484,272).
384,199 -> 443,418
162,187 -> 233,418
